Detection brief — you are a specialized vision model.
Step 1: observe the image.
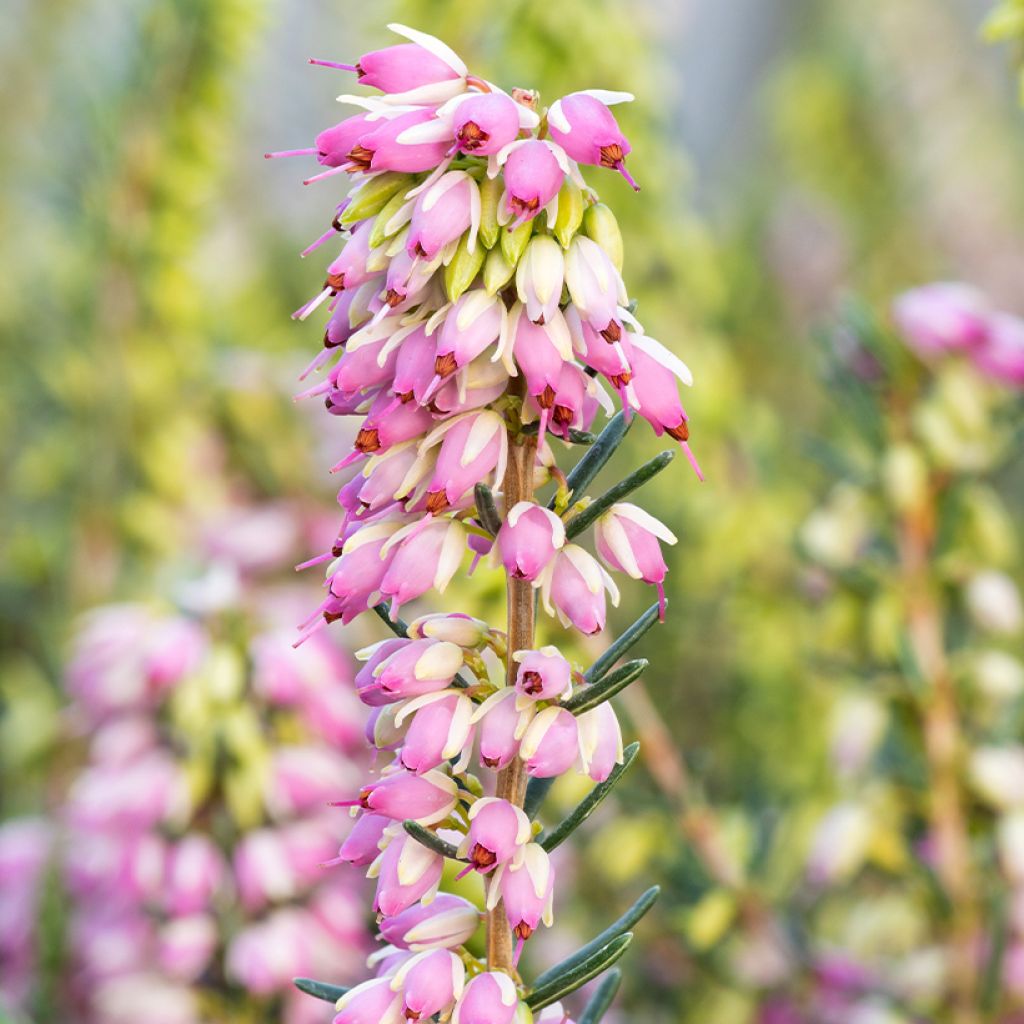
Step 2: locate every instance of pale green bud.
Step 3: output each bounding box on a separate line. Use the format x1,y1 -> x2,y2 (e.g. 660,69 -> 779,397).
500,218 -> 533,267
583,202 -> 624,271
483,247 -> 515,295
881,442 -> 929,515
553,178 -> 585,248
444,232 -> 486,302
341,172 -> 413,226
368,187 -> 414,250
478,175 -> 504,250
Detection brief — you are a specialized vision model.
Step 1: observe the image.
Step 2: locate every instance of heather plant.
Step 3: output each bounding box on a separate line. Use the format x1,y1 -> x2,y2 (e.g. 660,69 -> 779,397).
268,24 -> 698,1023
1,510 -> 372,1024
793,286 -> 1024,1023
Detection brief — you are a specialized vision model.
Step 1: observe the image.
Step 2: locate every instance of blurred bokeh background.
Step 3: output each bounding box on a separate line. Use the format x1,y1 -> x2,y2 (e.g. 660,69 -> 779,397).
2,0 -> 1024,1021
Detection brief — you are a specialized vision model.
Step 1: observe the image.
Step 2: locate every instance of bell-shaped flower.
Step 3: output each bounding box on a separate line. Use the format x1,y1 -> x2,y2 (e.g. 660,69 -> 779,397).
164,834 -> 225,917
515,236 -> 565,325
157,913 -> 217,982
342,31 -> 465,95
518,707 -> 580,778
547,90 -> 638,188
390,949 -> 466,1020
628,339 -> 701,478
370,831 -> 445,917
420,410 -> 508,512
268,745 -> 354,815
396,691 -> 476,774
458,797 -> 532,874
378,893 -> 481,951
451,92 -> 529,154
564,235 -> 627,336
372,638 -> 465,701
306,113 -> 378,167
354,393 -> 434,457
892,282 -> 991,356
489,843 -> 555,956
356,444 -> 423,515
407,612 -> 489,647
355,638 -> 408,702
350,108 -> 452,174
407,171 -> 480,261
974,311 -> 1024,388
390,325 -> 439,405
233,829 -> 297,912
452,971 -> 520,1024
500,140 -> 567,225
356,767 -> 459,825
539,544 -> 620,635
576,702 -> 625,783
329,812 -> 389,868
430,351 -> 511,416
325,220 -> 377,292
595,502 -> 678,616
472,688 -> 524,770
566,304 -> 635,404
326,522 -> 404,626
497,502 -> 565,582
432,290 -> 506,387
379,518 -> 468,615
512,647 -> 572,702
333,976 -> 405,1024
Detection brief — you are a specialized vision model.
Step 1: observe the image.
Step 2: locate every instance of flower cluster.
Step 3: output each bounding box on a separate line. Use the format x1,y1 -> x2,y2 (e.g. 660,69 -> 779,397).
1,523 -> 375,1024
271,24 -> 694,1024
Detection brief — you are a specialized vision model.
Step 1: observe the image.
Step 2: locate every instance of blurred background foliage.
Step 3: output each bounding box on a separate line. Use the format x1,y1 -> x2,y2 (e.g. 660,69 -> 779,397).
1,0 -> 1023,1021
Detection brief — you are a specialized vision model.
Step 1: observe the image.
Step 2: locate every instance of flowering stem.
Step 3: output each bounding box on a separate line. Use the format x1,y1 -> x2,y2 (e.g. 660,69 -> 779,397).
487,421 -> 538,972
898,491 -> 980,1024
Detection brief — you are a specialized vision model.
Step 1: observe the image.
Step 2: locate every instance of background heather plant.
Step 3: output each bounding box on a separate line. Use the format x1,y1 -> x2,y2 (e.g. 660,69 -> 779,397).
270,23 -> 697,1022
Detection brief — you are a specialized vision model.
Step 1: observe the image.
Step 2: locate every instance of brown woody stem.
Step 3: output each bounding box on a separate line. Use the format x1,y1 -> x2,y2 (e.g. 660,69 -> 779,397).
486,422 -> 537,973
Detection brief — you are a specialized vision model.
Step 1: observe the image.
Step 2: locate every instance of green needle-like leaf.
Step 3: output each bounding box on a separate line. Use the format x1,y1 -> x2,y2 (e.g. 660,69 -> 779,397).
294,977 -> 349,1004
526,933 -> 633,1010
585,603 -> 661,683
403,821 -> 462,860
474,483 -> 503,535
372,602 -> 410,638
539,742 -> 640,852
562,659 -> 648,715
523,776 -> 556,819
579,969 -> 622,1024
533,886 -> 660,990
550,411 -> 633,511
564,450 -> 675,540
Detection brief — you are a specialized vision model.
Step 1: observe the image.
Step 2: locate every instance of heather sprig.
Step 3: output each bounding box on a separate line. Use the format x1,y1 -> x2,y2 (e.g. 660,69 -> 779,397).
271,23 -> 700,1023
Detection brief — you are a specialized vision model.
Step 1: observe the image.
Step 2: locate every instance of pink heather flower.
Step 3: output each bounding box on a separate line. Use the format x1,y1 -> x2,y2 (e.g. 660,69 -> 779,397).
164,834 -> 226,916
379,518 -> 468,615
497,502 -> 566,582
564,236 -> 627,335
90,715 -> 159,766
490,844 -> 554,953
472,688 -> 525,770
355,768 -> 459,825
429,354 -> 511,417
325,221 -> 376,292
577,702 -> 625,782
566,305 -> 635,397
355,638 -> 408,701
545,361 -> 592,440
538,1005 -> 576,1024
973,312 -> 1024,388
327,523 -> 404,626
421,410 -> 509,512
396,691 -> 476,774
331,812 -> 390,867
407,612 -> 489,647
333,977 -> 405,1024
157,913 -> 218,981
368,638 -> 465,701
451,93 -> 526,154
310,113 -> 380,166
547,90 -> 639,189
433,290 -> 506,386
539,544 -> 620,635
332,333 -> 402,393
233,829 -> 297,912
378,893 -> 480,951
226,909 -> 317,994
390,949 -> 465,1020
459,797 -> 532,873
353,108 -> 452,174
268,746 -> 356,815
518,707 -> 580,778
501,308 -> 575,437
66,751 -> 184,831
406,170 -> 480,260
323,290 -> 362,348
500,140 -> 566,225
512,647 -> 572,701
390,326 -> 439,404
370,832 -> 444,915
516,236 -> 565,325
355,391 -> 435,456
355,444 -> 421,515
594,501 -> 678,617
346,41 -> 462,94
892,282 -> 991,355
451,971 -> 520,1024
279,820 -> 338,888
